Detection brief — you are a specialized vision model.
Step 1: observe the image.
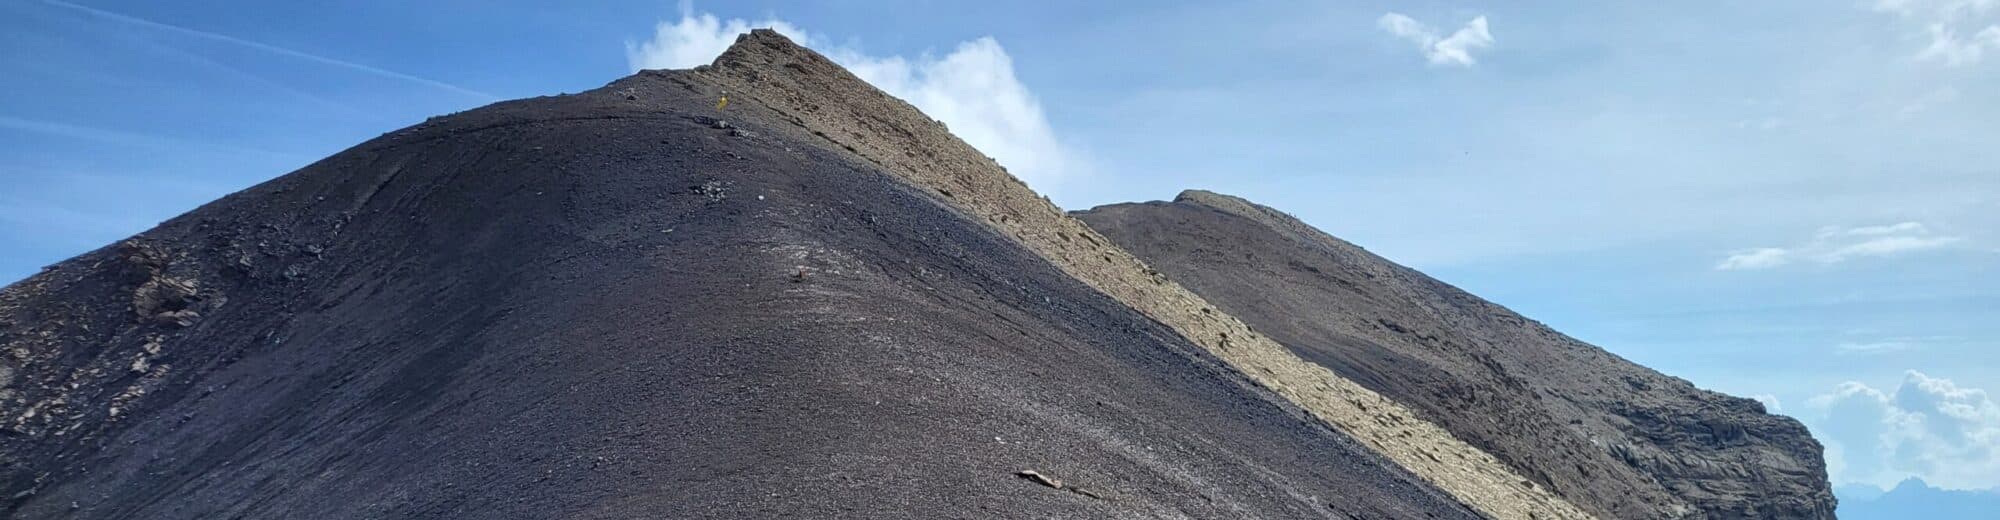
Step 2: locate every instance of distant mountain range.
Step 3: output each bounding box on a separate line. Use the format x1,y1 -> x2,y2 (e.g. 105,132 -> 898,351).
1838,478 -> 2000,519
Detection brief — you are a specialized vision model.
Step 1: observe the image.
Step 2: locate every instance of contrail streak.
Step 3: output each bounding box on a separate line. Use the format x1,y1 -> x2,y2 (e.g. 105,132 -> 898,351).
0,115 -> 310,161
35,0 -> 499,101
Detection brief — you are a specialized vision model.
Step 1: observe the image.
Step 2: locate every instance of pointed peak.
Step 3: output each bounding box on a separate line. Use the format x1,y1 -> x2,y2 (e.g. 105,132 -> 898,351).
699,28 -> 905,118
711,28 -> 833,73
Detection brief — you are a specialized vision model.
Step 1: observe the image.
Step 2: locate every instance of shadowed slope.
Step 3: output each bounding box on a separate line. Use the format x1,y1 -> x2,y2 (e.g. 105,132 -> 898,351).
0,38 -> 1481,519
1076,190 -> 1837,519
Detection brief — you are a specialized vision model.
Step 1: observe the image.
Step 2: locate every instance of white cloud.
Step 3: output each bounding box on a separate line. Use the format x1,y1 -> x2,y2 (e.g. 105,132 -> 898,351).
624,6 -> 807,71
1918,23 -> 2000,65
1828,234 -> 1964,258
1717,247 -> 1792,270
1377,13 -> 1494,67
1754,393 -> 1787,413
1715,222 -> 1967,270
1873,0 -> 2000,66
1807,371 -> 2000,489
624,5 -> 1080,189
1835,222 -> 1929,236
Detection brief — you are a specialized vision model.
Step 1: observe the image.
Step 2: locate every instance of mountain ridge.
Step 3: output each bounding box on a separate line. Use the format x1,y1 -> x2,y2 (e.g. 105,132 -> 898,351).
1838,478 -> 2000,519
0,30 -> 1487,519
696,29 -> 1596,520
1075,189 -> 1836,518
0,28 -> 1835,519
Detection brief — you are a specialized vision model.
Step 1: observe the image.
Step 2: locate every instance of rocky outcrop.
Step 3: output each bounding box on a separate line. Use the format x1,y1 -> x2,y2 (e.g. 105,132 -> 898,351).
1076,190 -> 1837,519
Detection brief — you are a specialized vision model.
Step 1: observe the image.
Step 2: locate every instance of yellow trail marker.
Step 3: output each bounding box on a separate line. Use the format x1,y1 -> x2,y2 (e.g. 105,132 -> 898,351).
716,95 -> 729,110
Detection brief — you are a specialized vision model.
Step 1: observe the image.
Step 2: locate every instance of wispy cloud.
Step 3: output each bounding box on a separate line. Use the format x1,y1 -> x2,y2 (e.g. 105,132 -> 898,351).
1377,13 -> 1494,67
1838,340 -> 1920,354
625,5 -> 1082,190
33,0 -> 496,100
1918,23 -> 2000,65
0,115 -> 305,161
1716,247 -> 1792,270
1834,332 -> 1971,356
1897,86 -> 1963,119
1873,0 -> 2000,66
124,31 -> 365,116
1733,117 -> 1788,131
1807,371 -> 2000,489
1716,222 -> 1968,270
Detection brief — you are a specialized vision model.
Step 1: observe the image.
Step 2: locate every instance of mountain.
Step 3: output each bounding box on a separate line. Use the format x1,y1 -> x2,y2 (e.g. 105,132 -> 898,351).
701,30 -> 1597,520
1075,191 -> 1837,518
0,31 -> 1505,519
0,29 -> 1832,519
1838,478 -> 2000,519
1834,483 -> 1888,502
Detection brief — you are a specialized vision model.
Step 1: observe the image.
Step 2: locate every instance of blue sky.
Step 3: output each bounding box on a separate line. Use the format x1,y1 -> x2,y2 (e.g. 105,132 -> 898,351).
4,0 -> 1997,497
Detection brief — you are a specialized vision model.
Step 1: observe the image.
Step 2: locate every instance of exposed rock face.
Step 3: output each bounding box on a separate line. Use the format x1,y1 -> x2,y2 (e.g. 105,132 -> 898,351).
0,33 -> 1489,519
1076,190 -> 1838,519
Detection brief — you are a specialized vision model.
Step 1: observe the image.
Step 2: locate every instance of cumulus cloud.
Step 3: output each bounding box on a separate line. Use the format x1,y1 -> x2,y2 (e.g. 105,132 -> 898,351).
624,5 -> 1079,189
1807,371 -> 2000,489
1873,0 -> 2000,66
1377,13 -> 1494,67
1715,222 -> 1967,270
624,7 -> 807,70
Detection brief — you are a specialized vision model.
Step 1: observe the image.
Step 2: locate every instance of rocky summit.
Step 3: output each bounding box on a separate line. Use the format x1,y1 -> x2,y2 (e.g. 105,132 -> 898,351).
0,30 -> 1832,519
